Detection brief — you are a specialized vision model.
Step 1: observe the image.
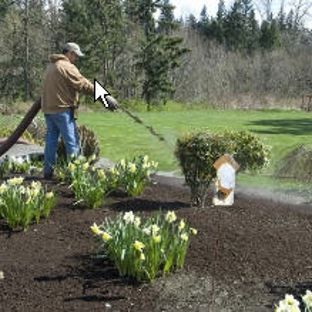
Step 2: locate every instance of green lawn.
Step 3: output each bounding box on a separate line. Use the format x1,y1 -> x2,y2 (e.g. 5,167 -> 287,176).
79,108 -> 312,172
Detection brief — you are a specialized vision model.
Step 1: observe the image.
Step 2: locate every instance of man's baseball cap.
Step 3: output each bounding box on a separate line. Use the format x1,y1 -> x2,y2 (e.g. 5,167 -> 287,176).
63,42 -> 84,57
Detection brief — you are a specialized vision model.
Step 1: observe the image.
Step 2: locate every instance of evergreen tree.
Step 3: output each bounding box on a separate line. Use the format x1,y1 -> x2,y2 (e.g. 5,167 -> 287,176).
158,0 -> 177,35
62,0 -> 125,88
259,19 -> 281,50
136,0 -> 188,107
224,0 -> 245,51
198,5 -> 210,36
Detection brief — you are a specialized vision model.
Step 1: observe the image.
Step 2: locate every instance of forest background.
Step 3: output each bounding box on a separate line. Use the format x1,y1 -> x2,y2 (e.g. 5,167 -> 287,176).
1,0 -> 312,110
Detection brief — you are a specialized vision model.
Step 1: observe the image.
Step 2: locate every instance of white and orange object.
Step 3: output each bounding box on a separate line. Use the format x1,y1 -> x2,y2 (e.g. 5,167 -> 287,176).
213,154 -> 240,206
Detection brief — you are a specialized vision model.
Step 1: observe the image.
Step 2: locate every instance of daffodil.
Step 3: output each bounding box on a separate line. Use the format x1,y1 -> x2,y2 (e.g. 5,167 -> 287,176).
181,233 -> 189,242
110,167 -> 119,175
134,240 -> 145,251
30,181 -> 41,189
68,162 -> 75,170
140,252 -> 145,261
82,162 -> 89,170
123,211 -> 135,224
142,227 -> 151,235
45,192 -> 54,199
91,222 -> 103,235
278,294 -> 300,312
128,163 -> 136,173
0,183 -> 7,194
97,169 -> 106,179
153,235 -> 161,243
143,155 -> 149,164
151,224 -> 160,235
303,290 -> 312,308
120,159 -> 126,169
7,177 -> 24,186
190,228 -> 198,235
134,216 -> 141,228
102,232 -> 112,242
178,219 -> 185,231
165,211 -> 177,223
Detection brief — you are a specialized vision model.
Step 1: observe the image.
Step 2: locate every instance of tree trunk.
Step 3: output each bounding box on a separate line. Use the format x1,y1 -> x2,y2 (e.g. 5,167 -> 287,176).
0,98 -> 41,157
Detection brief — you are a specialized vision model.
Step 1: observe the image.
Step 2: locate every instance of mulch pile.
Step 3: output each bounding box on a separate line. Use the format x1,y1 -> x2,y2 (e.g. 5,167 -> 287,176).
1,174 -> 312,311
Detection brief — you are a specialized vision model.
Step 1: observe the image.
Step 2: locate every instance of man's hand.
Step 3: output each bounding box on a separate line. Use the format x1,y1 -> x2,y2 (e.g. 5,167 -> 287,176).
106,95 -> 119,111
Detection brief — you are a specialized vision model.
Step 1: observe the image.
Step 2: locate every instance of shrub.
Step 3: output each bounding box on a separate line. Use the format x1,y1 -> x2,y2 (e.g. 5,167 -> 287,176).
275,144 -> 312,182
57,125 -> 100,162
175,130 -> 270,207
91,210 -> 197,282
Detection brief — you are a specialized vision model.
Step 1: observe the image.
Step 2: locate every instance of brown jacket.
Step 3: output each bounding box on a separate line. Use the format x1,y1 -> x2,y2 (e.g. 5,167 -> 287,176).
41,54 -> 94,113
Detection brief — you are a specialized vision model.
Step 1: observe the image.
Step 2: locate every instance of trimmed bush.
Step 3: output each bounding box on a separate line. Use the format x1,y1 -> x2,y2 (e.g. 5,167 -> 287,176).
175,130 -> 270,207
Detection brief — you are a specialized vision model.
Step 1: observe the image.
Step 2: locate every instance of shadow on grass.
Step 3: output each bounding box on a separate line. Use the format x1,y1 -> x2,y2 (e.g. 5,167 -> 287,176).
248,118 -> 312,136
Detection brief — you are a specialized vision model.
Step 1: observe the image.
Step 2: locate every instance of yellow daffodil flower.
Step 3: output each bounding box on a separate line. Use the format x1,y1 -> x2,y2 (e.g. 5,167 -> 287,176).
178,219 -> 186,231
153,235 -> 161,243
0,183 -> 8,194
90,222 -> 103,235
128,163 -> 136,173
102,232 -> 112,242
7,177 -> 24,186
82,162 -> 89,170
45,192 -> 54,199
140,252 -> 145,261
134,240 -> 145,251
190,228 -> 198,235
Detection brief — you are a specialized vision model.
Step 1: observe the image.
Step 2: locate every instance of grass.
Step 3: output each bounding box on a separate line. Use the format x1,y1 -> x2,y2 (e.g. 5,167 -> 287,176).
78,108 -> 312,171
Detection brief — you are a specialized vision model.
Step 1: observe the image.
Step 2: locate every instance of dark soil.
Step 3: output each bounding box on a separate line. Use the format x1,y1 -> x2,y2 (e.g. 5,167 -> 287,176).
1,174 -> 312,312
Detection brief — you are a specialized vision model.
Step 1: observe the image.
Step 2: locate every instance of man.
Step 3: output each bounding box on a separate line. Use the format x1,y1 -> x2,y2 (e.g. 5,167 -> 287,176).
41,42 -> 117,179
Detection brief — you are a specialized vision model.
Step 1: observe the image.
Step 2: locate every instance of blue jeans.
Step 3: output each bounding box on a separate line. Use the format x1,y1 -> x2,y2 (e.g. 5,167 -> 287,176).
44,111 -> 79,177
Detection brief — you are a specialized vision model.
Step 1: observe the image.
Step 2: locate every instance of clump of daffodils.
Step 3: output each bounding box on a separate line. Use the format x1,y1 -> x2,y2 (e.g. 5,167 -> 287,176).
65,155 -> 111,209
0,177 -> 56,230
91,210 -> 197,282
275,290 -> 312,312
110,155 -> 158,197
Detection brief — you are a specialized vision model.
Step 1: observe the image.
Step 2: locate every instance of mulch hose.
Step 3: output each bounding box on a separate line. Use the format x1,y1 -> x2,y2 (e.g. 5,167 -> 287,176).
118,106 -> 173,149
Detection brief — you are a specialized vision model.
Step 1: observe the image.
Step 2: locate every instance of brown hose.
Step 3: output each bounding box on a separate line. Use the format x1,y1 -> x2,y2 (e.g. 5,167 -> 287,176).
0,98 -> 41,157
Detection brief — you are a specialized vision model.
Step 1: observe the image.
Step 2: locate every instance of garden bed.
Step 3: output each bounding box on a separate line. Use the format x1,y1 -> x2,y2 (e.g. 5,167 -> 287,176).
1,174 -> 312,311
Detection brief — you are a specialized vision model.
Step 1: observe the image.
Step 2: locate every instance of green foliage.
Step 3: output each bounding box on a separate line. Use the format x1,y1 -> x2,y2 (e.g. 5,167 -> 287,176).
175,130 -> 270,207
91,210 -> 197,282
0,178 -> 56,231
0,157 -> 42,177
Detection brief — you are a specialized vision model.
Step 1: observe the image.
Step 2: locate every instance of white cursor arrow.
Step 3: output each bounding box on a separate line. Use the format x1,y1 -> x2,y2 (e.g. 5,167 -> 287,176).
94,79 -> 111,108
